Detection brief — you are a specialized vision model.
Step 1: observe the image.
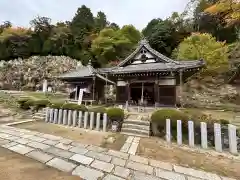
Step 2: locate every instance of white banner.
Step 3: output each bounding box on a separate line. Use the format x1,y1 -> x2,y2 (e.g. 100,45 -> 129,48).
78,89 -> 84,105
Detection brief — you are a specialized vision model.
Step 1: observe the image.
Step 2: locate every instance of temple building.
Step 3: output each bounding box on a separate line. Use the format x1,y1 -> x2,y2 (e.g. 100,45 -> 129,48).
58,39 -> 205,107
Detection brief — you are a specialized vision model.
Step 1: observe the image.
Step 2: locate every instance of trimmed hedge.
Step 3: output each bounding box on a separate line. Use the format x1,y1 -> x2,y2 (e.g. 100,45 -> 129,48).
17,98 -> 32,109
89,107 -> 107,114
61,103 -> 88,111
106,108 -> 124,122
151,109 -> 189,138
33,99 -> 50,111
48,102 -> 64,109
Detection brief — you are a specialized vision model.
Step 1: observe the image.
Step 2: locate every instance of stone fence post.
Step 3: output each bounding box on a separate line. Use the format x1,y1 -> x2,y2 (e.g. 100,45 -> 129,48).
84,112 -> 88,129
45,108 -> 49,122
58,109 -> 63,124
103,113 -> 107,132
78,111 -> 83,128
228,124 -> 237,154
54,109 -> 58,124
96,113 -> 100,131
214,123 -> 222,152
188,121 -> 194,147
166,119 -> 171,143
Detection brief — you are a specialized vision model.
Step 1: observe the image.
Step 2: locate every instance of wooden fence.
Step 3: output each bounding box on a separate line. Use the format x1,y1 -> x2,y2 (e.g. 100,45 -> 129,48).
45,108 -> 108,132
165,119 -> 239,155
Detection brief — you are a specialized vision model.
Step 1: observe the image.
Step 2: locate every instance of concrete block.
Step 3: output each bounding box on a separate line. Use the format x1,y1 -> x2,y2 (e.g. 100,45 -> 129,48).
72,165 -> 104,180
9,144 -> 34,155
126,161 -> 153,174
27,150 -> 54,163
114,166 -> 130,178
70,154 -> 94,165
86,151 -> 112,162
46,158 -> 77,172
90,160 -> 114,173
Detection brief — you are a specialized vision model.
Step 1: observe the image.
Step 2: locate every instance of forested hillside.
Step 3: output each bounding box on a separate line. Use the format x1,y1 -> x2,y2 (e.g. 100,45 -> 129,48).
0,0 -> 238,67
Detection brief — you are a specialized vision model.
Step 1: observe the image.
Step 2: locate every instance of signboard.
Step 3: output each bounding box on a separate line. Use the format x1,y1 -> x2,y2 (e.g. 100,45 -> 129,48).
117,80 -> 127,86
78,89 -> 84,105
158,79 -> 176,85
42,80 -> 47,93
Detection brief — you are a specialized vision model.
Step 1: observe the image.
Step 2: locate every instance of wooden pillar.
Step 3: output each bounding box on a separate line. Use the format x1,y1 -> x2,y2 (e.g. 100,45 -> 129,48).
179,70 -> 183,107
105,74 -> 108,104
74,85 -> 78,100
92,77 -> 96,101
154,81 -> 159,106
126,82 -> 130,102
141,82 -> 144,104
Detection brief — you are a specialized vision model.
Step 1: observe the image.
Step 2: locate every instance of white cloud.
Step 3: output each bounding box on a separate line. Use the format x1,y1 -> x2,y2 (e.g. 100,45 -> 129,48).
0,0 -> 189,30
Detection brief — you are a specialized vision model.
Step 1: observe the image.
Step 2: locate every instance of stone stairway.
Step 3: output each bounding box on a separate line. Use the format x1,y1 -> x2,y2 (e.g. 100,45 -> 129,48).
32,108 -> 46,120
121,114 -> 150,137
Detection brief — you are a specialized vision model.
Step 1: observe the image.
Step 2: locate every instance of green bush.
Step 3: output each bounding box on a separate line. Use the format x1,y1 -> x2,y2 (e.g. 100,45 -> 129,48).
219,119 -> 230,125
48,102 -> 64,109
151,109 -> 189,138
17,98 -> 32,109
62,103 -> 88,111
33,99 -> 50,111
89,107 -> 107,114
106,108 -> 124,122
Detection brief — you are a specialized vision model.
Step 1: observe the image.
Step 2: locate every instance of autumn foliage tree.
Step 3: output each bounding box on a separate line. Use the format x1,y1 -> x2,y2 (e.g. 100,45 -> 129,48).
204,0 -> 240,25
173,32 -> 229,72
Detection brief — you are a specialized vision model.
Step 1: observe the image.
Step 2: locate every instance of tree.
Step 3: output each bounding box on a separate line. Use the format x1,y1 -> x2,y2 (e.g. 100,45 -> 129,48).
108,23 -> 120,30
142,19 -> 162,37
42,24 -> 74,56
95,11 -> 108,33
143,19 -> 179,56
205,0 -> 240,25
30,16 -> 53,55
0,21 -> 12,33
120,25 -> 141,44
173,32 -> 228,70
193,0 -> 239,43
91,28 -> 132,66
0,27 -> 32,59
70,5 -> 95,49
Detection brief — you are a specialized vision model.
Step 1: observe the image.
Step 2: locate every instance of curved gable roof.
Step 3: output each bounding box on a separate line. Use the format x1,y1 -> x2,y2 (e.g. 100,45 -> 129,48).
117,38 -> 180,67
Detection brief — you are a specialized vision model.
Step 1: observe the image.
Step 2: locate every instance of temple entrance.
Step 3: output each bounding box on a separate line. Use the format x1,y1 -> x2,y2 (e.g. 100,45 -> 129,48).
130,82 -> 155,106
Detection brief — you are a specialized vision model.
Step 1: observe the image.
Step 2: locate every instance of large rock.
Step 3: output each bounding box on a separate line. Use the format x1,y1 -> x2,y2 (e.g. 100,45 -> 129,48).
0,56 -> 81,91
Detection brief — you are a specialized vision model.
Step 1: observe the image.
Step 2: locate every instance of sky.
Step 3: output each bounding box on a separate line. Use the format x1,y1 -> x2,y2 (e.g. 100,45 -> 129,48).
0,0 -> 189,30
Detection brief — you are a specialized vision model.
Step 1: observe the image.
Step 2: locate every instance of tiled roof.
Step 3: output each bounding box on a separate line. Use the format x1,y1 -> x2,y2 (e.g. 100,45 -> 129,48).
58,65 -> 96,78
58,64 -> 115,84
99,60 -> 205,74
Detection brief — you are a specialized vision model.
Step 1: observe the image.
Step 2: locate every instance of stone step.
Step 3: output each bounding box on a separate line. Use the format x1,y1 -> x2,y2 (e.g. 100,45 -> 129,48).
121,132 -> 149,138
122,124 -> 150,131
34,113 -> 45,116
124,119 -> 150,126
121,127 -> 149,136
33,115 -> 45,119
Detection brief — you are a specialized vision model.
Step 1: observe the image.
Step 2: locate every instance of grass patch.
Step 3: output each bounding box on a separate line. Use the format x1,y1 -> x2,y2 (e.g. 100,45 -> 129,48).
0,91 -> 22,113
13,121 -> 113,147
137,137 -> 240,179
25,92 -> 67,102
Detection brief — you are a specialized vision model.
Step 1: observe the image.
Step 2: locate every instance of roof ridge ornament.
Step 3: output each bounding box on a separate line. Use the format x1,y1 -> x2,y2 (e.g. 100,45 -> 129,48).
139,37 -> 149,46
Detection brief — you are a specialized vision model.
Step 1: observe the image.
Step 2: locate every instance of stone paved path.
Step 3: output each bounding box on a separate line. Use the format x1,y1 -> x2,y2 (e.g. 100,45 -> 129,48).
120,136 -> 140,155
0,125 -> 236,180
